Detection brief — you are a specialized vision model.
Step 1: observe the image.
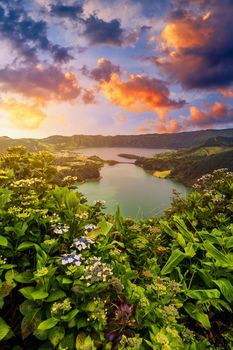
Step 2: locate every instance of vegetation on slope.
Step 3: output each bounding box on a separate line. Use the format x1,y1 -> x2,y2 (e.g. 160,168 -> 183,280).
1,129 -> 233,152
0,147 -> 233,349
135,146 -> 233,186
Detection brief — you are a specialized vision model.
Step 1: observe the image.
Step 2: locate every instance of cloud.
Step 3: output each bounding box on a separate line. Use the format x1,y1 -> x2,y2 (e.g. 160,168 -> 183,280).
155,1 -> 233,90
0,99 -> 46,130
82,89 -> 97,104
0,1 -> 72,63
82,15 -> 124,46
184,102 -> 233,128
82,58 -> 120,82
50,2 -> 83,20
135,126 -> 151,133
117,114 -> 126,122
0,65 -> 81,104
100,72 -> 185,119
146,102 -> 233,133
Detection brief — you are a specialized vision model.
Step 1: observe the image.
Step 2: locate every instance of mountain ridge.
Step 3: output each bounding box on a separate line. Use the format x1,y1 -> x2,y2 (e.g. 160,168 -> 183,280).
1,128 -> 233,152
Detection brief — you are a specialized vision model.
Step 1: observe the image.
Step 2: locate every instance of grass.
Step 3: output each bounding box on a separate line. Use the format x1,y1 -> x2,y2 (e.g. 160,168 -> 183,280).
153,169 -> 171,178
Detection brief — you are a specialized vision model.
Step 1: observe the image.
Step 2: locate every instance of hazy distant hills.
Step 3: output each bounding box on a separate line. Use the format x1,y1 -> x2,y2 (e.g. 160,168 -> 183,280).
0,128 -> 233,152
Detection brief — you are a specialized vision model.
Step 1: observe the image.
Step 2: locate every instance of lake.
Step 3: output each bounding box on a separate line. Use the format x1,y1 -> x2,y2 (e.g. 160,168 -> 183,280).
77,148 -> 190,217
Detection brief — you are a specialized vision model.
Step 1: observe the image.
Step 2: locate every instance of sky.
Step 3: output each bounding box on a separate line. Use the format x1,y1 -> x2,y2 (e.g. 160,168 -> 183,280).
0,0 -> 233,138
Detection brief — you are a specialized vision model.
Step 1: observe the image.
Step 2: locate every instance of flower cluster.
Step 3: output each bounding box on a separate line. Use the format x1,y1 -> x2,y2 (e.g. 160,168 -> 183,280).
51,298 -> 72,316
93,199 -> 106,206
0,256 -> 7,265
34,267 -> 49,277
81,256 -> 113,285
86,298 -> 107,325
52,223 -> 69,235
75,211 -> 89,220
84,224 -> 97,235
43,238 -> 56,245
10,178 -> 46,188
161,304 -> 179,322
119,335 -> 142,349
72,237 -> 95,251
61,252 -> 82,266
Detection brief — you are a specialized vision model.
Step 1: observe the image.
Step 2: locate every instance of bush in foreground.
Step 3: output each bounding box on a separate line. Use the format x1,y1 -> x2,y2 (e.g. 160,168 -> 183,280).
0,148 -> 233,349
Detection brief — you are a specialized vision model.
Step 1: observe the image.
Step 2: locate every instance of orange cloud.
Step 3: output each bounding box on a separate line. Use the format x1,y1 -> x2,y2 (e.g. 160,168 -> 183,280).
135,126 -> 151,133
136,101 -> 233,134
0,65 -> 81,105
161,15 -> 211,53
155,3 -> 233,90
100,73 -> 184,119
0,99 -> 46,129
117,114 -> 126,122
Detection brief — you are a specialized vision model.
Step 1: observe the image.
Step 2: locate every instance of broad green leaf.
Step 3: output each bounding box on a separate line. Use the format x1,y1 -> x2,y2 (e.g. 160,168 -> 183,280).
20,300 -> 39,316
31,290 -> 49,300
21,310 -> 41,339
0,235 -> 8,247
46,290 -> 66,302
14,271 -> 33,283
184,243 -> 196,258
186,289 -> 220,300
0,317 -> 11,340
177,233 -> 186,248
17,242 -> 36,250
226,236 -> 233,249
34,328 -> 49,341
38,318 -> 58,330
194,267 -> 212,288
173,215 -> 196,242
60,333 -> 75,350
204,242 -> 229,266
61,309 -> 79,322
19,287 -> 35,300
213,279 -> 233,303
48,326 -> 65,346
161,249 -> 185,275
184,302 -> 211,329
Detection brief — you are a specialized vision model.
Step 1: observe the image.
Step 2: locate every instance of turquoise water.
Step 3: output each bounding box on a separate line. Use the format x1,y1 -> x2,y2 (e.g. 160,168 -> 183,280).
77,148 -> 189,218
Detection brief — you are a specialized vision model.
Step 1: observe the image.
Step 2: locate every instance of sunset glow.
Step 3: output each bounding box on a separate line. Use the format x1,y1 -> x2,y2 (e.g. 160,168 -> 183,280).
0,0 -> 233,137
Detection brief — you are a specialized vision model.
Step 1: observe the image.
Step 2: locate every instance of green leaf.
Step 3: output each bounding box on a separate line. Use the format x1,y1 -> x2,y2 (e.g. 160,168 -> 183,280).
34,329 -> 49,341
173,215 -> 196,242
177,233 -> 186,248
161,249 -> 185,275
96,220 -> 113,236
0,317 -> 11,341
184,302 -> 211,329
14,271 -> 33,283
17,242 -> 36,250
38,318 -> 58,331
21,312 -> 41,339
31,290 -> 49,300
226,236 -> 233,249
19,287 -> 35,300
61,309 -> 79,322
186,289 -> 220,300
213,279 -> 233,303
184,243 -> 196,258
0,235 -> 8,247
48,326 -> 65,346
204,242 -> 229,267
46,290 -> 66,302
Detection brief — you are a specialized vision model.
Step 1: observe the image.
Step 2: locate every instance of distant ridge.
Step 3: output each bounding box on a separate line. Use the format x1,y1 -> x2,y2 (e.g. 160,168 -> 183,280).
0,128 -> 233,152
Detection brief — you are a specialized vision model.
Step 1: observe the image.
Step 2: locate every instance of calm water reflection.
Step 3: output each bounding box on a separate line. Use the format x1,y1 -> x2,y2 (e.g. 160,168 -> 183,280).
77,148 -> 190,217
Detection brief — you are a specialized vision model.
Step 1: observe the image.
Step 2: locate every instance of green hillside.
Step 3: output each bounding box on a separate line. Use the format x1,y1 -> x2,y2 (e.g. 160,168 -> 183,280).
135,145 -> 233,186
1,128 -> 233,152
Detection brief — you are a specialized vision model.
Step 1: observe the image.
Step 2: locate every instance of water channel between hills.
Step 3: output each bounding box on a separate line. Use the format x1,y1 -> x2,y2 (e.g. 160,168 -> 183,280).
77,147 -> 190,217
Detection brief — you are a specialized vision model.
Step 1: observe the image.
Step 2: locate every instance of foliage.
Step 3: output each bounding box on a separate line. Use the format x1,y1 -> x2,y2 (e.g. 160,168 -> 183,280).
0,147 -> 232,349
